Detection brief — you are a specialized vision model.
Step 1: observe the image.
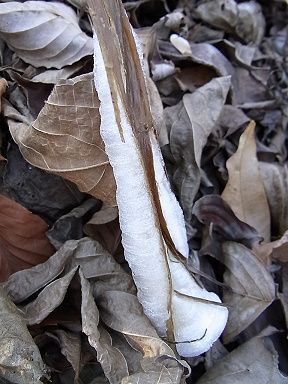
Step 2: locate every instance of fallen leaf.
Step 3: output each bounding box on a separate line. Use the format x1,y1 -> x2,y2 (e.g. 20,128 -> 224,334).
9,73 -> 116,206
0,1 -> 93,68
259,161 -> 288,237
85,204 -> 118,226
222,242 -> 275,343
22,267 -> 78,325
2,142 -> 85,223
253,230 -> 288,265
0,287 -> 47,383
0,194 -> 54,282
236,1 -> 266,45
164,76 -> 230,221
47,198 -> 100,249
195,0 -> 238,34
80,269 -> 130,384
222,121 -> 271,242
233,66 -> 271,106
3,239 -> 79,303
30,60 -> 90,84
0,77 -> 7,111
192,195 -> 262,248
49,329 -> 82,379
7,70 -> 53,118
279,264 -> 288,330
158,40 -> 234,79
4,238 -> 188,381
196,328 -> 288,384
83,203 -> 121,256
195,0 -> 265,45
204,340 -> 229,370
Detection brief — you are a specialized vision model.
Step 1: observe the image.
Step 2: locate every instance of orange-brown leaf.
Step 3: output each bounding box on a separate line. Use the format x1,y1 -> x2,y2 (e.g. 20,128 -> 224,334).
0,194 -> 54,281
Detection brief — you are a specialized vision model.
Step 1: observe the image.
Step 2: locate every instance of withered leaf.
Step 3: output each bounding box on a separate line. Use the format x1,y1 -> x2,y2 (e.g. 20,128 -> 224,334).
222,242 -> 275,343
195,0 -> 238,34
50,329 -> 82,379
85,204 -> 118,226
222,121 -> 271,242
22,266 -> 78,325
164,76 -> 230,221
80,270 -> 129,384
187,43 -> 234,79
259,161 -> 288,237
30,60 -> 89,84
47,198 -> 100,249
196,328 -> 288,384
9,73 -> 116,206
192,195 -> 262,248
195,0 -> 265,45
236,1 -> 266,45
253,230 -> 288,265
0,194 -> 54,282
0,287 -> 47,383
0,78 -> 7,111
0,1 -> 93,68
4,238 -> 187,382
2,142 -> 85,223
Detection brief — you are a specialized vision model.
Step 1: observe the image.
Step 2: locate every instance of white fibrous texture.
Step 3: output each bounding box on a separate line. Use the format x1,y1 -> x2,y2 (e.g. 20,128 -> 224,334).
92,28 -> 228,356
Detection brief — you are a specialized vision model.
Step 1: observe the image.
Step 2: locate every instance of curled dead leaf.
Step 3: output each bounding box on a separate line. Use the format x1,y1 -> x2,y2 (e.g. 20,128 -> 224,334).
0,1 -> 93,68
9,73 -> 116,206
193,194 -> 263,248
4,238 -> 189,382
164,76 -> 230,221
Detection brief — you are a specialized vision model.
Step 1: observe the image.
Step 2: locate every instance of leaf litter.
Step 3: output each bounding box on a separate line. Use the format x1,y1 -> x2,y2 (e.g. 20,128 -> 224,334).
0,0 -> 287,383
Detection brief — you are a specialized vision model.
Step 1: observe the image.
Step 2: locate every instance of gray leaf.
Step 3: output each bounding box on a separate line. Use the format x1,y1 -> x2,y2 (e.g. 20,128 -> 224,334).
164,76 -> 230,221
196,328 -> 288,384
0,1 -> 93,68
222,242 -> 275,343
80,269 -> 129,384
0,287 -> 47,383
22,266 -> 78,325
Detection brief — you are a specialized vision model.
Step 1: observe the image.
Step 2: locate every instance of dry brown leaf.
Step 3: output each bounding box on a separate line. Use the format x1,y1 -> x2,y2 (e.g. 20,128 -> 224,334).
4,237 -> 188,382
0,194 -> 54,282
86,204 -> 118,226
192,195 -> 262,248
222,242 -> 275,343
158,38 -> 234,78
164,76 -> 230,221
195,0 -> 265,45
83,204 -> 121,256
197,327 -> 288,384
47,198 -> 100,249
30,60 -> 89,84
0,287 -> 47,383
50,329 -> 82,379
80,270 -> 130,384
9,73 -> 116,206
22,267 -> 78,325
0,77 -> 7,111
222,121 -> 271,242
253,230 -> 288,265
0,1 -> 93,68
259,161 -> 288,237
